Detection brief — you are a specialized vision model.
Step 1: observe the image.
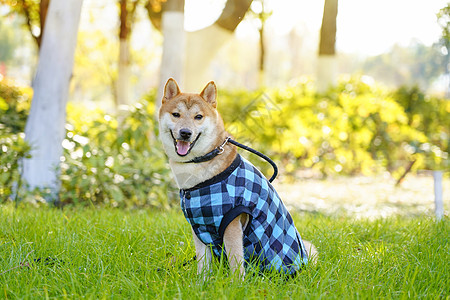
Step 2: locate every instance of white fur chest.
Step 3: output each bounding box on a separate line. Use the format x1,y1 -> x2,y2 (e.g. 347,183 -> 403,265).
169,160 -> 225,189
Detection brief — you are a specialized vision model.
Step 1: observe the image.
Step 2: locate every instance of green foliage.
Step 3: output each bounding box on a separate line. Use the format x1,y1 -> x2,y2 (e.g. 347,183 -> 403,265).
0,79 -> 31,200
60,95 -> 175,208
0,20 -> 17,62
394,85 -> 450,170
437,3 -> 450,48
0,78 -> 31,133
362,42 -> 447,91
0,133 -> 31,200
1,206 -> 448,298
0,79 -> 174,207
0,0 -> 42,45
1,77 -> 448,205
218,76 -> 449,178
73,30 -> 119,104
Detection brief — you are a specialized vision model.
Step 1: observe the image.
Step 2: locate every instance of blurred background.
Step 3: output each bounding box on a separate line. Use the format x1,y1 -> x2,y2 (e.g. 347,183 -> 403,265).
0,0 -> 449,214
1,0 -> 449,102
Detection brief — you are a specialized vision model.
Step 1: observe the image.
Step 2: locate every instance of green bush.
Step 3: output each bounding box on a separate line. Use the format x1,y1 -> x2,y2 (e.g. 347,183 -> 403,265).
218,76 -> 449,178
0,79 -> 31,200
1,76 -> 448,206
0,80 -> 175,207
60,95 -> 176,208
393,85 -> 449,171
0,132 -> 31,200
0,78 -> 31,133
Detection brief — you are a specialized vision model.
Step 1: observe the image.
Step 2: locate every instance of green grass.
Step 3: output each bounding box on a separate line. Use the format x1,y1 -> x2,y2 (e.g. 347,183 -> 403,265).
1,204 -> 448,299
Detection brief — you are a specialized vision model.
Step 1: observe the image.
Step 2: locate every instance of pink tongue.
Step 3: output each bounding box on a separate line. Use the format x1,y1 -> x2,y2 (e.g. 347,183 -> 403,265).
176,141 -> 190,155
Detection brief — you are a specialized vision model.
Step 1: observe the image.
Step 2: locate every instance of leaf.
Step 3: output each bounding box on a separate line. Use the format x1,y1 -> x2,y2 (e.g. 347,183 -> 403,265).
0,97 -> 9,111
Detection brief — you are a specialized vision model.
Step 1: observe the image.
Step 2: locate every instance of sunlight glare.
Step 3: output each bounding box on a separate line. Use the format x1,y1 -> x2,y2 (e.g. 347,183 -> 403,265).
184,0 -> 226,31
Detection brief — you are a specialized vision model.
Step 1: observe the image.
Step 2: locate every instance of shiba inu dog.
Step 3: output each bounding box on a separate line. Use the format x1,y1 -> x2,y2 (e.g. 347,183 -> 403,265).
159,78 -> 317,279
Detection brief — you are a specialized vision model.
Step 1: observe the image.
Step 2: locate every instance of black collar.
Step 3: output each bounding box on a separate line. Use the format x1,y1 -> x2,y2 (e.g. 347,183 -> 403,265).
184,137 -> 230,163
183,137 -> 279,183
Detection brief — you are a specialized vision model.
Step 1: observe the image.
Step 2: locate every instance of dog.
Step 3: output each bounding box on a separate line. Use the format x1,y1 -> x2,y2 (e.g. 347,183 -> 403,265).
158,78 -> 317,279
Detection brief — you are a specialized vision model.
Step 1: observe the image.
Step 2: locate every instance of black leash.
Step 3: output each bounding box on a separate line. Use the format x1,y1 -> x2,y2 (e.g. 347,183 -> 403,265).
186,137 -> 278,183
228,139 -> 278,183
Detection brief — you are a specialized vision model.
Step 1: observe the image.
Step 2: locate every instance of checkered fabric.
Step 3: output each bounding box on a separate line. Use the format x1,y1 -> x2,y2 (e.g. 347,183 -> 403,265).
180,155 -> 308,274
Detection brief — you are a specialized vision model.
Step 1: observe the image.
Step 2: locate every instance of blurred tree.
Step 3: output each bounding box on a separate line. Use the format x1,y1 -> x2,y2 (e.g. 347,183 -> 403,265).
146,0 -> 253,94
184,0 -> 253,91
0,23 -> 14,62
116,0 -> 140,107
0,20 -> 17,75
155,0 -> 185,109
72,30 -> 119,103
362,42 -> 446,90
317,0 -> 338,92
0,0 -> 49,49
437,3 -> 450,49
249,0 -> 272,86
1,0 -> 142,108
437,3 -> 449,96
22,0 -> 83,202
145,0 -> 164,31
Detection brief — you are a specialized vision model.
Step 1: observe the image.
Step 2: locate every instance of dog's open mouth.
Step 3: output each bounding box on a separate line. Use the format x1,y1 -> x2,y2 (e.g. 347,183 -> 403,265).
170,131 -> 201,156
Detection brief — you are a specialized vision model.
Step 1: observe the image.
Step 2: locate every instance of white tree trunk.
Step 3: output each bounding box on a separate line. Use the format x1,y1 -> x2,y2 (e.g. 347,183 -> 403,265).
433,171 -> 444,221
184,24 -> 232,91
22,0 -> 83,201
316,55 -> 338,93
116,38 -> 130,108
157,11 -> 185,109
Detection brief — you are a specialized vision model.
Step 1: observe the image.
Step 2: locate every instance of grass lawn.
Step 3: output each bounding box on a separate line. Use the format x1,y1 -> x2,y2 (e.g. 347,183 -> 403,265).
0,205 -> 448,299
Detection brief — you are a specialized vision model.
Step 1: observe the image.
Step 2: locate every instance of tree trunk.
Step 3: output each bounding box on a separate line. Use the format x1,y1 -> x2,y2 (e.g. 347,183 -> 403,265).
317,0 -> 338,93
184,0 -> 252,91
147,0 -> 252,92
317,55 -> 338,92
22,0 -> 83,202
257,2 -> 269,87
116,39 -> 131,107
38,0 -> 50,48
20,0 -> 50,49
258,21 -> 265,86
184,25 -> 230,91
116,0 -> 138,108
156,0 -> 185,109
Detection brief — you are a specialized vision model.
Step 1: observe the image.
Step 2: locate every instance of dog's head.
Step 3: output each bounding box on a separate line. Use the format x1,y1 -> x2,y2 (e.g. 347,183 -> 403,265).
158,78 -> 226,162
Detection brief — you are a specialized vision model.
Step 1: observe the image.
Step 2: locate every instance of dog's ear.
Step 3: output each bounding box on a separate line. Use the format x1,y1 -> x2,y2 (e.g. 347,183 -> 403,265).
200,81 -> 217,108
163,78 -> 181,103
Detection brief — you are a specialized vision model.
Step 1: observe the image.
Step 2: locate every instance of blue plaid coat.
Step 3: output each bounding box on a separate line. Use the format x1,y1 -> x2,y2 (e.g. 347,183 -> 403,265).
180,155 -> 308,274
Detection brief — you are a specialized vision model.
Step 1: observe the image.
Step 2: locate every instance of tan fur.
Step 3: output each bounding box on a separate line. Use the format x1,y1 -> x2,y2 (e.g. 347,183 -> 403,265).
191,227 -> 212,278
302,240 -> 318,265
223,213 -> 248,280
159,78 -> 317,279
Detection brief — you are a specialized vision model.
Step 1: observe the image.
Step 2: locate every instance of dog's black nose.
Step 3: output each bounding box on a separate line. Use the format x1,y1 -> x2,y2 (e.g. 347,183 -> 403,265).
179,128 -> 192,140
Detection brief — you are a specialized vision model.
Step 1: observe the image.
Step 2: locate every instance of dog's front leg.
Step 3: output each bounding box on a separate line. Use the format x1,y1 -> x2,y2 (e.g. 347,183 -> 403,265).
191,228 -> 212,279
223,214 -> 246,280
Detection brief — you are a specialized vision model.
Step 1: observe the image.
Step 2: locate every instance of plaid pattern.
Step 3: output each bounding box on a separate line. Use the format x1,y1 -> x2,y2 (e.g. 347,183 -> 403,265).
180,155 -> 308,274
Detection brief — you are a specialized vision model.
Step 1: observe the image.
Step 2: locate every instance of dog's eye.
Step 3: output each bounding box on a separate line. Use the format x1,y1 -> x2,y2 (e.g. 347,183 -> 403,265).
194,114 -> 203,120
172,112 -> 180,118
